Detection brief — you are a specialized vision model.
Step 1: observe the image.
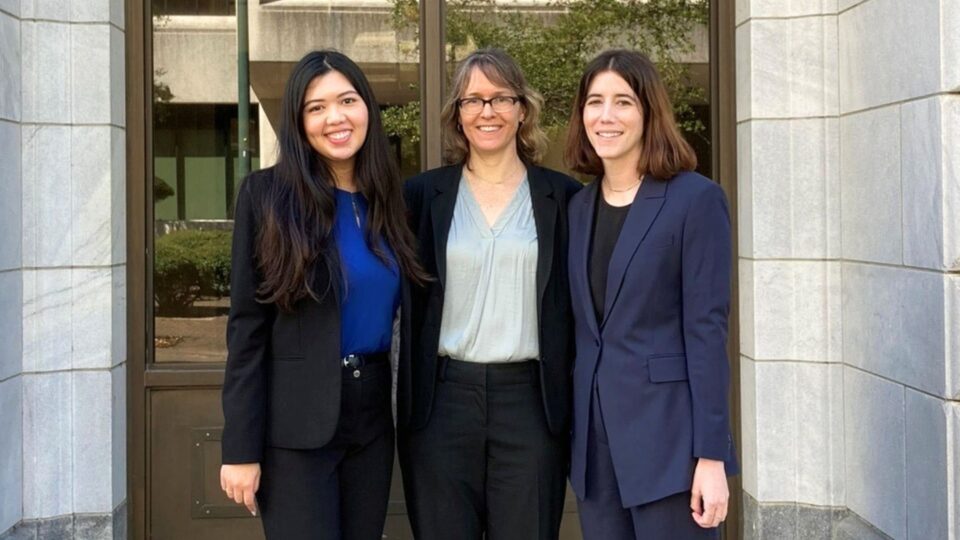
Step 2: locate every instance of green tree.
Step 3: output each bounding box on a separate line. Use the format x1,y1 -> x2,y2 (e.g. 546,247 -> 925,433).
385,0 -> 708,143
152,8 -> 176,124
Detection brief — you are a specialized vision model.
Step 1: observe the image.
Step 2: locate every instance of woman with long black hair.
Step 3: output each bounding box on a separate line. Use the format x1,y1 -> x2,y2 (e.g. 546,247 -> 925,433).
219,50 -> 427,540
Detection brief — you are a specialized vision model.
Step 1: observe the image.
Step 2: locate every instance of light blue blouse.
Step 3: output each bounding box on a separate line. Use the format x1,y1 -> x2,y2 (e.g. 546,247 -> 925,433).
437,175 -> 540,363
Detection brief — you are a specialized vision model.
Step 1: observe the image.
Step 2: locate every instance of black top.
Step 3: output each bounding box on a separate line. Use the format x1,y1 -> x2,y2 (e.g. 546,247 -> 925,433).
589,190 -> 631,323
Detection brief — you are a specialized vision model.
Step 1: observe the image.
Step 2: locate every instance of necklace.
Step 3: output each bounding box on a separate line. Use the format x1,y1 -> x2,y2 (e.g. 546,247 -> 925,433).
336,179 -> 362,229
604,177 -> 643,193
350,193 -> 361,228
466,162 -> 525,186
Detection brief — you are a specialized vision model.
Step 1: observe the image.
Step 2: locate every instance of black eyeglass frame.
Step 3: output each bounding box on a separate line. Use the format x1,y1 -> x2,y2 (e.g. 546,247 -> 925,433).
456,95 -> 524,114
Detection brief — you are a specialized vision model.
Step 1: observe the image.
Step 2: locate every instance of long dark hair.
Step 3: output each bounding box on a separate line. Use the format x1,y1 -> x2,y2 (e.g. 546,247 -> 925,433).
565,49 -> 696,179
255,50 -> 427,312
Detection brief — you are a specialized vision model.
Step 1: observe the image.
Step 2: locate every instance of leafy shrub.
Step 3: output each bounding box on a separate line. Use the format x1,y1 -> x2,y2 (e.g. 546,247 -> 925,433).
154,229 -> 232,315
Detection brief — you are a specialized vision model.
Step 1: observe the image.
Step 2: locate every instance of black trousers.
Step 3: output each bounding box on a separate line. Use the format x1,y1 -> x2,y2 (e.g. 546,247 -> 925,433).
577,380 -> 718,540
398,358 -> 567,540
257,360 -> 394,540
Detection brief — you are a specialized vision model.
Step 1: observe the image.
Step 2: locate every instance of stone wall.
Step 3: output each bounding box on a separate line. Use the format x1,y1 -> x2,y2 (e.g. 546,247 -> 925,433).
0,0 -> 127,538
0,0 -> 23,533
737,0 -> 960,538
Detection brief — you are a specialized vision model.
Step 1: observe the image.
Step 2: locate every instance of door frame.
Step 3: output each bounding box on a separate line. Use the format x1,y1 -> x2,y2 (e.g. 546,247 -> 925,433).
125,1 -> 740,537
125,0 -> 148,536
710,0 -> 741,536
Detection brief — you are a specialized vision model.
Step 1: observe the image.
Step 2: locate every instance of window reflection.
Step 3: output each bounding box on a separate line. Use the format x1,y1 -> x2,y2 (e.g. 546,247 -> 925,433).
155,0 -> 237,16
154,104 -> 260,221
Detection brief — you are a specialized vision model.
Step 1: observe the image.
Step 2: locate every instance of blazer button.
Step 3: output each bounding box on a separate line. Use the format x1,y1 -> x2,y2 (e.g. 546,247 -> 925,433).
353,369 -> 361,378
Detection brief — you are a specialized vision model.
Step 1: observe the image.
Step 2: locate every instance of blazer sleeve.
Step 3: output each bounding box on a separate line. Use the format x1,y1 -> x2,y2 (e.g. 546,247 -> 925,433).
681,182 -> 733,461
221,177 -> 275,464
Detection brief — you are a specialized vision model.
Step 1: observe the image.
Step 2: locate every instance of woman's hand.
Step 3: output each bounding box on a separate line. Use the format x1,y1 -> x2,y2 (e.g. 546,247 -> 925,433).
220,463 -> 261,516
690,458 -> 728,528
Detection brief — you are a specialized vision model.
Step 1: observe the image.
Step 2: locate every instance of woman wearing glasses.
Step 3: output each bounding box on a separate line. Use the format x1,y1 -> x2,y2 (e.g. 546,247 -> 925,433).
397,48 -> 580,540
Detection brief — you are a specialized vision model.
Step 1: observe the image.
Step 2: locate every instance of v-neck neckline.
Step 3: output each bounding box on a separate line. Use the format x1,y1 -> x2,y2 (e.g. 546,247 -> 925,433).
460,174 -> 528,237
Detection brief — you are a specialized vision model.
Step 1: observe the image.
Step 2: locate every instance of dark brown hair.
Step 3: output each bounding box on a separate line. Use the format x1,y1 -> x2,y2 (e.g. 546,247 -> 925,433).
256,50 -> 427,312
441,48 -> 549,165
565,49 -> 696,179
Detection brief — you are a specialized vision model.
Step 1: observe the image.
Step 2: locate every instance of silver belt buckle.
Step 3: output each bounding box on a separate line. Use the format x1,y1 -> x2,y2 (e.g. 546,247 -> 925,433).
342,354 -> 362,378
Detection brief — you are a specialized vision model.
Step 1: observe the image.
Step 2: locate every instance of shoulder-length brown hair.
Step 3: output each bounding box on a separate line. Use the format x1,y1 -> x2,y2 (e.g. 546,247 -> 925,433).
441,48 -> 549,165
565,49 -> 696,179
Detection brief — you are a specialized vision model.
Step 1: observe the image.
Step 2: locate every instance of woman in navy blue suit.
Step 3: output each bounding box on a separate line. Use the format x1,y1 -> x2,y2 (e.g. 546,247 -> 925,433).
564,49 -> 738,539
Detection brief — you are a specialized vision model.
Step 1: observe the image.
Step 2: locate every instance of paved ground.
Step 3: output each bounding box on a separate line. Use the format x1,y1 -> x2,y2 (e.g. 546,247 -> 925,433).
155,297 -> 229,362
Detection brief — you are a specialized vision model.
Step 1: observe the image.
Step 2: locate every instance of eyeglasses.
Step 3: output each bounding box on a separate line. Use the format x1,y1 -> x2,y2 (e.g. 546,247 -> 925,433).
457,96 -> 522,115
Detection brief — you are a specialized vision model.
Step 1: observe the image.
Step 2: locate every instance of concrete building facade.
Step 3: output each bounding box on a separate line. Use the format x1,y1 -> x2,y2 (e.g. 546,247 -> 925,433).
736,0 -> 960,538
0,0 -> 957,538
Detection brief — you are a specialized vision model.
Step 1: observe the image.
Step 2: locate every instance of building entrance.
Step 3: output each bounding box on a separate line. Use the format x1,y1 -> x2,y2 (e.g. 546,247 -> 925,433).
125,1 -> 736,538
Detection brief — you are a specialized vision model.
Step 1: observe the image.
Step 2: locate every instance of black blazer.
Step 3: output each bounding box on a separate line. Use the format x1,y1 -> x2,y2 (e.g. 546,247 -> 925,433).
398,164 -> 581,436
221,166 -> 411,464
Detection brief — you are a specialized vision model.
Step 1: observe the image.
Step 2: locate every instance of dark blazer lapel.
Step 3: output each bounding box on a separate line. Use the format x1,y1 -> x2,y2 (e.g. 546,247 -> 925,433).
600,177 -> 667,328
430,165 -> 463,289
528,166 -> 556,311
574,179 -> 601,340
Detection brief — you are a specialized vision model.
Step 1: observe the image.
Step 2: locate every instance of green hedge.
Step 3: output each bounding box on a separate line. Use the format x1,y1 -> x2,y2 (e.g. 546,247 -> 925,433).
154,229 -> 232,315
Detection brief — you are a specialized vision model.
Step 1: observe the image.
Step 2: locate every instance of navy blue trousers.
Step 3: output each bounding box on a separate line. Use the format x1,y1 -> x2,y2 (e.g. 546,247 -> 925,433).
577,381 -> 719,540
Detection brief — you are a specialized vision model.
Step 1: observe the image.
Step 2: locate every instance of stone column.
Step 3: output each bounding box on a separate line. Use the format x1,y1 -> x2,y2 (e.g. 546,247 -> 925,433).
0,1 -> 24,536
736,1 -> 846,536
0,0 -> 127,537
837,1 -> 959,538
737,0 -> 960,538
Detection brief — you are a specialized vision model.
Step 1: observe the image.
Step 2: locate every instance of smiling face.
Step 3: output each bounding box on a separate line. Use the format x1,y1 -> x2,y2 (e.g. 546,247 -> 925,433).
582,70 -> 644,168
458,67 -> 525,159
301,70 -> 369,172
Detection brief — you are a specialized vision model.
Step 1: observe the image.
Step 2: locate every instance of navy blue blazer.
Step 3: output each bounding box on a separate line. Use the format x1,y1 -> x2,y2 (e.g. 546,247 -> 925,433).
568,171 -> 738,508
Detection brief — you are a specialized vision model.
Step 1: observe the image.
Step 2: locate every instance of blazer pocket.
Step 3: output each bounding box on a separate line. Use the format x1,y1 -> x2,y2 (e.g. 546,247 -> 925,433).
647,354 -> 688,383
